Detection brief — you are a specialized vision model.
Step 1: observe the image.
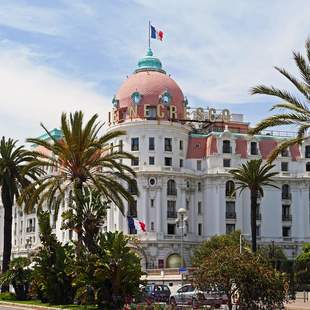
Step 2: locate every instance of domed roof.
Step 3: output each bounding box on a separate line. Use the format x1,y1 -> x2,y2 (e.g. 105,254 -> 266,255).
115,49 -> 185,120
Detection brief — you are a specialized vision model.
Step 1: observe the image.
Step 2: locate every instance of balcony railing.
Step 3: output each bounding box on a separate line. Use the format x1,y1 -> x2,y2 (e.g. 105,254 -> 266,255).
283,236 -> 292,241
256,213 -> 262,221
26,226 -> 35,233
282,193 -> 292,200
282,214 -> 292,221
167,211 -> 177,218
226,211 -> 236,219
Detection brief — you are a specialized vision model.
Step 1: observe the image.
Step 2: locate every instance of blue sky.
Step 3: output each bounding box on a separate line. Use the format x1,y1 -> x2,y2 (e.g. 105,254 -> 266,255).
0,0 -> 309,142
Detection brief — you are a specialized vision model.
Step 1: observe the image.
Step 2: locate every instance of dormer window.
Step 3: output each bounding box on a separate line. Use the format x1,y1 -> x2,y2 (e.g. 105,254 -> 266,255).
131,91 -> 142,105
281,148 -> 289,157
160,90 -> 172,106
112,95 -> 119,108
250,142 -> 258,155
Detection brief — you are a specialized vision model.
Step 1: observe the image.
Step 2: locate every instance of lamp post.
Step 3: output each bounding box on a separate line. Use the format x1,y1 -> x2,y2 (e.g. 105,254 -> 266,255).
176,208 -> 187,286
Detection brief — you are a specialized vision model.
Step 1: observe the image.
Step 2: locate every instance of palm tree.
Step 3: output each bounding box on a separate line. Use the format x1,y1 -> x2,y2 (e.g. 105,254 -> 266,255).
0,137 -> 41,289
21,111 -> 137,248
229,159 -> 278,252
249,38 -> 310,162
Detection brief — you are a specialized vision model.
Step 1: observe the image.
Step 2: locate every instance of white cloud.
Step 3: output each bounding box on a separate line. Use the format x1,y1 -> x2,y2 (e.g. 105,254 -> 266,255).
0,46 -> 110,143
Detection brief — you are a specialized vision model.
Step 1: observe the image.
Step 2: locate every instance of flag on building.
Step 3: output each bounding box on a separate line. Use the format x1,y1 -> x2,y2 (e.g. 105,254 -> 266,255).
128,217 -> 146,232
150,25 -> 164,41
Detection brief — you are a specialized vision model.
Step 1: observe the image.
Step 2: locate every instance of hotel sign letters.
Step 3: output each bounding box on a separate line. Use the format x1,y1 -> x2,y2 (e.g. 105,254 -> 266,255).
192,107 -> 231,123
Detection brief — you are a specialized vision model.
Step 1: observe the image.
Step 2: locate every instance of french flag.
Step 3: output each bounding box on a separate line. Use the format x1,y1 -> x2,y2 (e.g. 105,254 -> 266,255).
128,217 -> 146,232
151,25 -> 164,41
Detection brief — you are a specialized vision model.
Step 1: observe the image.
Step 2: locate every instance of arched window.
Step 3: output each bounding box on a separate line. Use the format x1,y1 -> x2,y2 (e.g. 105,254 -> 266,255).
167,179 -> 177,196
282,184 -> 290,200
166,253 -> 183,268
128,180 -> 138,195
225,181 -> 235,197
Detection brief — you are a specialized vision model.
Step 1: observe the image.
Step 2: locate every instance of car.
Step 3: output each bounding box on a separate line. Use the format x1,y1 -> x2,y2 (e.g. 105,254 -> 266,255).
169,284 -> 222,308
142,284 -> 171,303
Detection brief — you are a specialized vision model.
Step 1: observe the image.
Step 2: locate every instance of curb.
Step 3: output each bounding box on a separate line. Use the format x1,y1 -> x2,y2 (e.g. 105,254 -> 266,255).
0,301 -> 63,309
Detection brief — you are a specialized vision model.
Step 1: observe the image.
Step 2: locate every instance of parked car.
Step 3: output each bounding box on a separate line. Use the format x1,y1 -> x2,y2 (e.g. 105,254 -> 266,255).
169,284 -> 222,308
141,284 -> 171,303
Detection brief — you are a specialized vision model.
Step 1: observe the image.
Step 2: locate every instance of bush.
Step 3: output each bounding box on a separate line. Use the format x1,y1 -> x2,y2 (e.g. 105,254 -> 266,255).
0,292 -> 17,301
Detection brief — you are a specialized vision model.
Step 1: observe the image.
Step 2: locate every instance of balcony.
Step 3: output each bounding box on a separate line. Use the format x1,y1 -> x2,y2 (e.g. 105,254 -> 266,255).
226,211 -> 236,219
282,214 -> 292,222
26,226 -> 35,233
256,213 -> 262,221
283,236 -> 292,241
167,211 -> 177,219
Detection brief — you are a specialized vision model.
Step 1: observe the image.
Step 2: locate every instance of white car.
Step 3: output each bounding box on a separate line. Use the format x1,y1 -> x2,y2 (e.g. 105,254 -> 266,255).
169,284 -> 222,308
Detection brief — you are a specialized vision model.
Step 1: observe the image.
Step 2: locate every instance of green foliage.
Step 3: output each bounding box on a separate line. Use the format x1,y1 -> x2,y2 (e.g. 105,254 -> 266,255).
0,292 -> 17,301
258,243 -> 288,271
193,239 -> 287,310
0,137 -> 41,282
31,211 -> 74,305
229,159 -> 278,252
296,243 -> 310,289
249,38 -> 310,162
192,230 -> 241,266
73,231 -> 145,309
21,111 -> 138,217
0,257 -> 31,300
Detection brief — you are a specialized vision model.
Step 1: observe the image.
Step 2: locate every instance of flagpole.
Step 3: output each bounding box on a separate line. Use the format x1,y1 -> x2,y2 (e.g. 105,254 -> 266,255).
148,20 -> 151,49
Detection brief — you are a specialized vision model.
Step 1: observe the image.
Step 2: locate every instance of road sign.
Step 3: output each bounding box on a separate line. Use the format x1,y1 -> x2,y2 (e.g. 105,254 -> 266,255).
179,267 -> 187,273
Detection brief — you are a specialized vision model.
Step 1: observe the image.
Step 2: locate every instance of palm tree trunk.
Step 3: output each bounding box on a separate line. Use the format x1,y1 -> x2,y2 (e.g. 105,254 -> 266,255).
250,189 -> 257,253
1,186 -> 13,292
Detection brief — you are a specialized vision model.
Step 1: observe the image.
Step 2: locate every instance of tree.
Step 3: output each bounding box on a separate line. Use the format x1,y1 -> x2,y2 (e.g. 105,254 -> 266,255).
229,159 -> 278,252
73,231 -> 145,309
0,257 -> 31,300
61,187 -> 107,253
193,242 -> 287,310
0,137 -> 41,290
21,111 -> 138,250
31,211 -> 74,305
295,243 -> 310,290
249,38 -> 310,161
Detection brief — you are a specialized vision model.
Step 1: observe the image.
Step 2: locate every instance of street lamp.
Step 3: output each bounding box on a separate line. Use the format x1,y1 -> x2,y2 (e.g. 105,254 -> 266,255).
176,208 -> 187,286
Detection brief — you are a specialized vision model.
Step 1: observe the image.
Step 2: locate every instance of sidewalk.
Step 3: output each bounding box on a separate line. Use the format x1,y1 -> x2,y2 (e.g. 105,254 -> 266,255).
286,301 -> 310,310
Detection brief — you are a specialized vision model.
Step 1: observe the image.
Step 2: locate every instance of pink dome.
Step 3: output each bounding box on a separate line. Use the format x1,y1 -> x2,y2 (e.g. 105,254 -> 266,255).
115,70 -> 185,119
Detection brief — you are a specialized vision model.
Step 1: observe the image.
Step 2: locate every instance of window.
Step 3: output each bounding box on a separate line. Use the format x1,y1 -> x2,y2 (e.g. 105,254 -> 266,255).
131,157 -> 139,166
198,223 -> 202,236
146,106 -> 157,119
282,184 -> 291,200
167,180 -> 177,196
119,140 -> 123,152
282,226 -> 291,238
250,142 -> 258,155
281,162 -> 288,172
165,157 -> 172,166
179,140 -> 183,150
165,138 -> 172,151
151,222 -> 154,231
281,148 -> 289,157
150,199 -> 154,207
128,180 -> 138,195
226,224 -> 235,234
223,159 -> 231,167
158,259 -> 164,269
149,137 -> 155,151
197,160 -> 202,171
167,201 -> 177,218
149,156 -> 155,165
69,230 -> 73,240
197,182 -> 201,192
256,225 -> 261,237
167,223 -> 176,235
131,137 -> 139,151
225,181 -> 235,197
282,205 -> 291,221
306,162 -> 310,171
128,200 -> 137,218
222,140 -> 231,153
256,204 -> 261,220
306,146 -> 310,158
198,201 -> 202,215
226,201 -> 236,219
180,159 -> 183,168
186,199 -> 190,210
